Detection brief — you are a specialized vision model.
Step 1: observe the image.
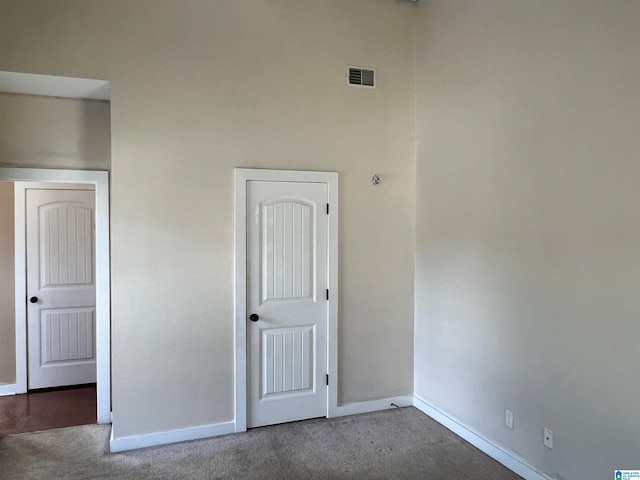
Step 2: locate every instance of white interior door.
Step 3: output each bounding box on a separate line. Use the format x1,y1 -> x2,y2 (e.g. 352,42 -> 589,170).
26,186 -> 96,389
247,180 -> 328,428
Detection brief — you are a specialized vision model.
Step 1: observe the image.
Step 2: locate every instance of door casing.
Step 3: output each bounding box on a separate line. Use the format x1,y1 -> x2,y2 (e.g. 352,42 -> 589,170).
0,167 -> 111,424
234,168 -> 338,432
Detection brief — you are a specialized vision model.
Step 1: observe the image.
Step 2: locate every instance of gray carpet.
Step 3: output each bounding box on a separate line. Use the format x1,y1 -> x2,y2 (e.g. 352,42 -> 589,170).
0,407 -> 521,479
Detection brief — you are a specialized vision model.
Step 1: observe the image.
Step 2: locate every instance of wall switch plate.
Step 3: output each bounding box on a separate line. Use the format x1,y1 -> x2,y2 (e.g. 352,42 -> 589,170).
544,427 -> 553,449
505,409 -> 514,429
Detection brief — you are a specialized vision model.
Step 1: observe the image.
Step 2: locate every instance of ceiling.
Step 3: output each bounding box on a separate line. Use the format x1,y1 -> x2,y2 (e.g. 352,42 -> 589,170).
0,71 -> 110,100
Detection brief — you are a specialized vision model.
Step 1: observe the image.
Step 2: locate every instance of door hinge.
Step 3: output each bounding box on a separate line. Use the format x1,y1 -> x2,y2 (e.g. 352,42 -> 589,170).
326,203 -> 329,215
326,374 -> 329,386
326,289 -> 329,301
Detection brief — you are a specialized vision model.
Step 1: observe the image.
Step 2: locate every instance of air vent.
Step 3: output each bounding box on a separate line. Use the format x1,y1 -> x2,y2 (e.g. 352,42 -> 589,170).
348,66 -> 375,88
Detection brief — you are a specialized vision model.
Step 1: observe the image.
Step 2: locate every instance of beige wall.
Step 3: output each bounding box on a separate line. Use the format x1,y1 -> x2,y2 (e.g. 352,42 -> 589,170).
0,182 -> 15,384
0,92 -> 110,170
415,1 -> 640,479
0,0 -> 416,438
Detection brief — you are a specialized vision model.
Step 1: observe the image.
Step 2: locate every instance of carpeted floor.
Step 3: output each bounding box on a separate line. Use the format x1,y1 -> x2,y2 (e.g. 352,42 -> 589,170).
0,407 -> 522,479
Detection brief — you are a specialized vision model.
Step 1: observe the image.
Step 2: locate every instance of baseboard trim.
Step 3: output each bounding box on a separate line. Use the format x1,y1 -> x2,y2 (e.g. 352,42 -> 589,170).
413,396 -> 551,480
0,383 -> 17,396
331,395 -> 414,418
109,421 -> 235,453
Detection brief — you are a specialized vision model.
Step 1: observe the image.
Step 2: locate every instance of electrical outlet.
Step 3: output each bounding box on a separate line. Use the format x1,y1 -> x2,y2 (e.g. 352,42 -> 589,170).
544,427 -> 553,449
505,409 -> 514,429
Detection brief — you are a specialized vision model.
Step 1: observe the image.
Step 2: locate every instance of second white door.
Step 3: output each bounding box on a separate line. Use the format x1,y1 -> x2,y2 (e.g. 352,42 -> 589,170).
247,180 -> 328,428
26,186 -> 96,390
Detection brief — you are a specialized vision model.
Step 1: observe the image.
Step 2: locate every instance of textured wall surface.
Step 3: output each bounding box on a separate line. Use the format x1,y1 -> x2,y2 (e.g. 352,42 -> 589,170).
0,93 -> 110,170
0,0 -> 415,438
0,182 -> 15,384
415,1 -> 640,479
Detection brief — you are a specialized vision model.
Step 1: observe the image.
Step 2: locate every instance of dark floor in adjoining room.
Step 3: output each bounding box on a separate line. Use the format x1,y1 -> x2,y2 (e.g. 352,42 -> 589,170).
0,384 -> 96,435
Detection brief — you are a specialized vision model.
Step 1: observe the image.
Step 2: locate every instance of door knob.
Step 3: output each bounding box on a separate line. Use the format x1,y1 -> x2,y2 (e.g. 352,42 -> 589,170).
249,314 -> 259,322
29,296 -> 38,304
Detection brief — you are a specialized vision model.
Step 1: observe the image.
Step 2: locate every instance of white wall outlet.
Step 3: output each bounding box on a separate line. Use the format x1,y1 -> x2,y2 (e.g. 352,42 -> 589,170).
544,427 -> 553,449
505,409 -> 514,429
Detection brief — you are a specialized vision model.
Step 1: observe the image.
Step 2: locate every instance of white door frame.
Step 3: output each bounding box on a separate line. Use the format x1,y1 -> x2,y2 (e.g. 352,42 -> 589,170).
0,167 -> 111,424
234,168 -> 338,432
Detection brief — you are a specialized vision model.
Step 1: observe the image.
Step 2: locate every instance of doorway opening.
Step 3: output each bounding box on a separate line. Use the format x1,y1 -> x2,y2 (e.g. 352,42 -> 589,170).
0,168 -> 110,427
0,181 -> 99,434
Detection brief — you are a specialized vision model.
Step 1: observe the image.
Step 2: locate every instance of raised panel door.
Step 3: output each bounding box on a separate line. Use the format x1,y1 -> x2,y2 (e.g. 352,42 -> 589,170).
27,188 -> 96,389
247,181 -> 328,427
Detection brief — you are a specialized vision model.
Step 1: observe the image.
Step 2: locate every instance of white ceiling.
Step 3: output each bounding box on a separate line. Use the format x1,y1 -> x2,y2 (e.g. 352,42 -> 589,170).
0,71 -> 110,100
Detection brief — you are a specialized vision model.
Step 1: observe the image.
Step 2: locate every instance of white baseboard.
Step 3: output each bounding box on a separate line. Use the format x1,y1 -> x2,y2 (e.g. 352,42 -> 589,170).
332,395 -> 413,418
109,421 -> 235,453
109,395 -> 412,453
0,383 -> 17,396
413,396 -> 551,480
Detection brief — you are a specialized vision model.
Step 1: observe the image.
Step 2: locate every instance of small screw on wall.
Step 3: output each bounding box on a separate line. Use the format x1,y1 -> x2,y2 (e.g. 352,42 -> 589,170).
372,174 -> 381,186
